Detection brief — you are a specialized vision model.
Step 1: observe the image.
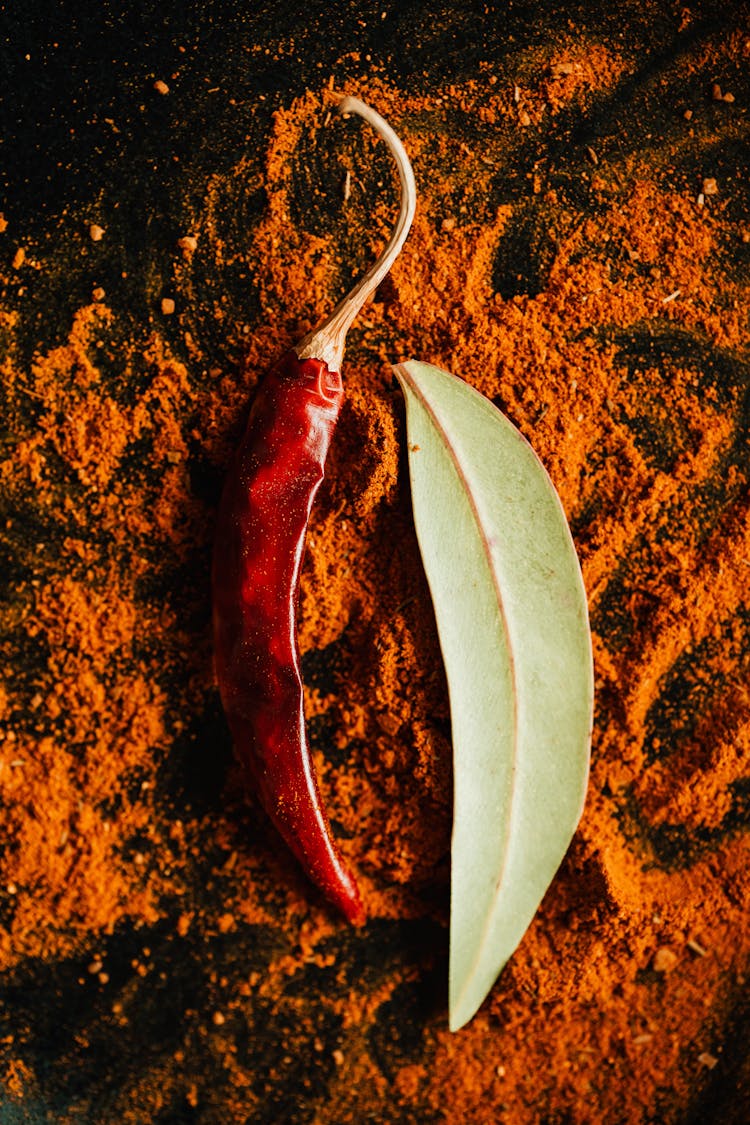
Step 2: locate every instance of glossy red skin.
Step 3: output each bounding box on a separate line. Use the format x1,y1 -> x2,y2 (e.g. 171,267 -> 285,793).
212,349 -> 364,925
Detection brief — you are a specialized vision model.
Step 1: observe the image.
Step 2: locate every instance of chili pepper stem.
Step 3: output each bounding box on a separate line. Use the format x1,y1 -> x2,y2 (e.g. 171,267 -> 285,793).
296,96 -> 417,372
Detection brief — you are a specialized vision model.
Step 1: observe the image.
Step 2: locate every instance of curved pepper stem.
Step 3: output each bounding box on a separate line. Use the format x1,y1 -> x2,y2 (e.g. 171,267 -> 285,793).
296,96 -> 417,371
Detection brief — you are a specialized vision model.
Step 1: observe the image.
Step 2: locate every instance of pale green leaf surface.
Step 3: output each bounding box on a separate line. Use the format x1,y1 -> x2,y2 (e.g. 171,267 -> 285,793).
394,360 -> 593,1032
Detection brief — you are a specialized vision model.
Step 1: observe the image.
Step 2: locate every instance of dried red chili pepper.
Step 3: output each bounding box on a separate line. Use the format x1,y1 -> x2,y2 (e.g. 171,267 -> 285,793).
212,97 -> 416,924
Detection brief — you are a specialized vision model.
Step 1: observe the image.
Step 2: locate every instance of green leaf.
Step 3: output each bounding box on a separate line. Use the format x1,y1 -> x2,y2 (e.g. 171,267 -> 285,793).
394,360 -> 593,1032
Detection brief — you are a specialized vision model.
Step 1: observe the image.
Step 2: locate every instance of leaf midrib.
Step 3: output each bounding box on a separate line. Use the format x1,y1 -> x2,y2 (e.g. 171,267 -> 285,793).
400,366 -> 520,1019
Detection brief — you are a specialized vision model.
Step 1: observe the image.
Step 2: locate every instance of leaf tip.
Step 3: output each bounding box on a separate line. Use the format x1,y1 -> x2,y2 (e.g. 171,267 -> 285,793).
391,360 -> 411,392
449,987 -> 489,1033
448,1005 -> 472,1034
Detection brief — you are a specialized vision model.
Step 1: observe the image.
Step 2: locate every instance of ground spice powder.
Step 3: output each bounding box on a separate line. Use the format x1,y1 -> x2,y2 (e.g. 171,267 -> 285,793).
0,60 -> 748,1124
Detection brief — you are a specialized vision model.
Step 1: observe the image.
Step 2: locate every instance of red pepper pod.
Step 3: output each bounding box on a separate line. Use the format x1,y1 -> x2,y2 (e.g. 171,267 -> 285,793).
211,96 -> 415,923
212,350 -> 365,924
